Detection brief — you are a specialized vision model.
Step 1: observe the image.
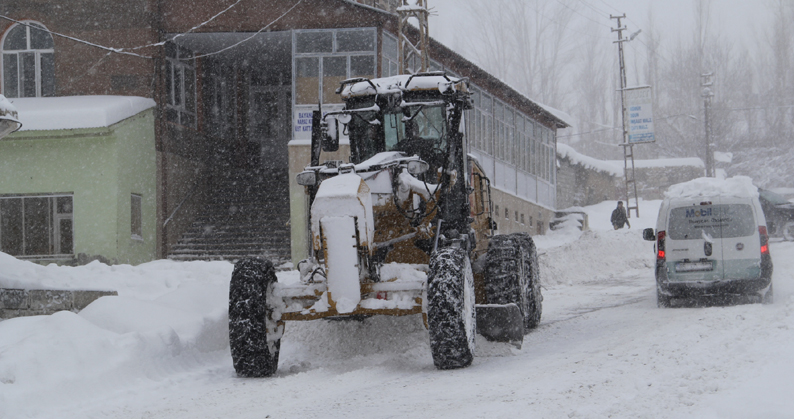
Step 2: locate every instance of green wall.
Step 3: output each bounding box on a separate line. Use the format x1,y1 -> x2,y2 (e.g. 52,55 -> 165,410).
0,109 -> 156,265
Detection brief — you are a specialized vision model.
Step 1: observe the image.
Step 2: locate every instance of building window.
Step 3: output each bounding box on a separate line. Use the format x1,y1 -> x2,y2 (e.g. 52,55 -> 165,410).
293,28 -> 377,105
521,213 -> 525,224
515,210 -> 519,222
504,207 -> 509,220
131,194 -> 142,240
494,205 -> 499,217
381,32 -> 399,77
2,22 -> 55,98
0,195 -> 73,258
165,42 -> 196,128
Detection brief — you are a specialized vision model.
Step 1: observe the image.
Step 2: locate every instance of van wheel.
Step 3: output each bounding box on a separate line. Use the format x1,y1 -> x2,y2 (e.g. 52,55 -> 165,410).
657,289 -> 672,308
762,282 -> 774,305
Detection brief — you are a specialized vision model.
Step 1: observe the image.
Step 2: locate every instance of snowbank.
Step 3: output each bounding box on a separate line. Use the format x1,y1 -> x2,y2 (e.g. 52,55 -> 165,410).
9,96 -> 155,131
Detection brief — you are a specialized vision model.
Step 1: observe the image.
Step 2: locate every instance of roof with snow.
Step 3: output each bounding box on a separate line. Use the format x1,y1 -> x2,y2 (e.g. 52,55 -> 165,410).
8,96 -> 155,132
557,143 -> 705,177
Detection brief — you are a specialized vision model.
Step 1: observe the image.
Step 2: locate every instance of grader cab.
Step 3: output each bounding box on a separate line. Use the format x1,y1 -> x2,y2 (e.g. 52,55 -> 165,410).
228,72 -> 542,377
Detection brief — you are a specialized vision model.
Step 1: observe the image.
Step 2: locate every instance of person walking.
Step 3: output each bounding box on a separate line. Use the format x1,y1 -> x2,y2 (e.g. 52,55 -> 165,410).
611,201 -> 631,229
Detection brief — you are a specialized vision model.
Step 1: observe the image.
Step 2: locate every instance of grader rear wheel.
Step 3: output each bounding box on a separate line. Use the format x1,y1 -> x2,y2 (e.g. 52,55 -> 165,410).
484,233 -> 543,332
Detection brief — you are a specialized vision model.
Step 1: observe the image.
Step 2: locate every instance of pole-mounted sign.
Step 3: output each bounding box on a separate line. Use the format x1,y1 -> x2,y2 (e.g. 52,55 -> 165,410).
624,86 -> 654,144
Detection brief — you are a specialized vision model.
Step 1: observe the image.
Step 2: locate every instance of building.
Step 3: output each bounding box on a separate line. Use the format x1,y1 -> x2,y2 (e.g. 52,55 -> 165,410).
1,0 -> 567,265
556,143 -> 706,208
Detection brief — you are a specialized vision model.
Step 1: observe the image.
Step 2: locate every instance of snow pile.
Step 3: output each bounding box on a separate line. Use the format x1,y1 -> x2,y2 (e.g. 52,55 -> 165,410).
664,176 -> 759,200
9,96 -> 155,131
0,258 -> 234,418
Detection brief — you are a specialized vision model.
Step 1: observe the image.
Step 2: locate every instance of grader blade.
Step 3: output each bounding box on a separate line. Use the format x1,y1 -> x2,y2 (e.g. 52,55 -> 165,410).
475,303 -> 524,349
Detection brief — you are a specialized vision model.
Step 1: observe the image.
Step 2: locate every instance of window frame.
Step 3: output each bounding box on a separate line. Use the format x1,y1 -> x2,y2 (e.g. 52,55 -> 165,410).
0,193 -> 74,259
131,193 -> 143,241
165,43 -> 197,128
1,21 -> 55,98
292,28 -> 378,106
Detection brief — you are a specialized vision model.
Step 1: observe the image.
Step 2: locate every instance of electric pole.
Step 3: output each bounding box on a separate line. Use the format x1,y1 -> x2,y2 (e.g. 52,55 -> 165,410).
702,72 -> 714,177
398,0 -> 430,74
611,14 -> 639,218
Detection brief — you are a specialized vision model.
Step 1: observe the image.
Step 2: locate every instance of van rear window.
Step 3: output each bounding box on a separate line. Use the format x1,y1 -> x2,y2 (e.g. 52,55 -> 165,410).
668,204 -> 755,240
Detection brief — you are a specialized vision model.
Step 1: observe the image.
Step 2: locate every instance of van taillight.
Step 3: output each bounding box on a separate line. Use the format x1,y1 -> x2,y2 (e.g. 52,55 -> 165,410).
759,226 -> 769,255
657,230 -> 666,260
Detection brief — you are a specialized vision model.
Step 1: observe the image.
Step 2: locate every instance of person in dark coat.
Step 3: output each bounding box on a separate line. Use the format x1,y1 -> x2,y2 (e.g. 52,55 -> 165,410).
611,201 -> 631,229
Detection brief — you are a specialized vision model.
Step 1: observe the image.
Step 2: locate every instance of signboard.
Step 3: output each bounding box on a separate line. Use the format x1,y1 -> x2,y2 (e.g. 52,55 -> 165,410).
624,86 -> 655,144
292,104 -> 346,142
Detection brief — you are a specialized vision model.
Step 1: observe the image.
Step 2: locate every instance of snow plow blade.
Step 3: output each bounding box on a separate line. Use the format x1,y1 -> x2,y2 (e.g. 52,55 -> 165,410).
475,304 -> 524,349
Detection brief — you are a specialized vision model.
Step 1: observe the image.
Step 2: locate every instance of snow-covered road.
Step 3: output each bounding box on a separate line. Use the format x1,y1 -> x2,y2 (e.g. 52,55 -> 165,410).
2,200 -> 794,418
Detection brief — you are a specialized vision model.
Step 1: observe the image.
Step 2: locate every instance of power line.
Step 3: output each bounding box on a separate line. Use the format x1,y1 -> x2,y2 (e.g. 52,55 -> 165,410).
192,0 -> 304,59
0,0 -> 301,60
0,15 -> 152,58
554,0 -> 612,29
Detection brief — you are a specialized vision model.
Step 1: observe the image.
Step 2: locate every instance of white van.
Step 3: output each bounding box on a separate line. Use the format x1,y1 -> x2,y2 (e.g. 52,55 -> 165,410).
643,177 -> 773,306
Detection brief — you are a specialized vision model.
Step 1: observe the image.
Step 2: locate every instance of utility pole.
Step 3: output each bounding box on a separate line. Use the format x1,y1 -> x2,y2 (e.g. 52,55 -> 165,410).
397,0 -> 429,74
702,72 -> 714,177
611,14 -> 639,218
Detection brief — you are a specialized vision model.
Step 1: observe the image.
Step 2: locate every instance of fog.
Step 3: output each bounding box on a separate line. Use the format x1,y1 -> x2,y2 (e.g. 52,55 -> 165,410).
430,0 -> 794,188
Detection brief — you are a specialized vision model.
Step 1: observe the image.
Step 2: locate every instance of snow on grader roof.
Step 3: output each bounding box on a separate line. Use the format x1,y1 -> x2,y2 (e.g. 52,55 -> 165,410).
664,176 -> 759,200
338,72 -> 469,99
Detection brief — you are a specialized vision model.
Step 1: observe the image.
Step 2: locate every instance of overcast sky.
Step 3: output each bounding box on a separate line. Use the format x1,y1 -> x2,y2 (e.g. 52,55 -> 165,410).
429,0 -> 767,64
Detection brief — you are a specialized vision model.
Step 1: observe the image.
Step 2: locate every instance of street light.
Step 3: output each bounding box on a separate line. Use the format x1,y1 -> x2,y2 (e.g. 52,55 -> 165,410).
0,94 -> 22,139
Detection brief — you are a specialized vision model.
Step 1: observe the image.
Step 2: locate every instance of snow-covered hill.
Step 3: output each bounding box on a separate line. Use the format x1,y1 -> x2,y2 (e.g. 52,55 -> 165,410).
2,199 -> 793,418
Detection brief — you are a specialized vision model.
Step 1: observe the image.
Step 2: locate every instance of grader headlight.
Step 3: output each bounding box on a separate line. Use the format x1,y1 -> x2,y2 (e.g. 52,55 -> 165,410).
407,160 -> 430,175
296,170 -> 318,186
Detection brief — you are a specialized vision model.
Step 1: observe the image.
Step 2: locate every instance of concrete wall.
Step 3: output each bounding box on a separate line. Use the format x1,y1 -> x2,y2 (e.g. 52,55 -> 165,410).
0,288 -> 116,319
1,109 -> 157,264
556,157 -> 620,209
115,110 -> 158,264
491,189 -> 556,236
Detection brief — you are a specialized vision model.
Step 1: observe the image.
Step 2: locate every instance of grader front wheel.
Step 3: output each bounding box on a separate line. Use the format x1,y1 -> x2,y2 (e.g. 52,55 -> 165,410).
229,257 -> 282,377
427,247 -> 476,370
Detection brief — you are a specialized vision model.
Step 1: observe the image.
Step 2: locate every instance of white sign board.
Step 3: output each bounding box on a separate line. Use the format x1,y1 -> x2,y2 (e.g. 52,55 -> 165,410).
624,86 -> 655,144
292,104 -> 346,142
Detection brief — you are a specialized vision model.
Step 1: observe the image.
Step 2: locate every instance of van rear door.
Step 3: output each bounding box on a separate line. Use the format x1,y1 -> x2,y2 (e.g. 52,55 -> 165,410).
716,199 -> 762,280
666,200 -> 723,282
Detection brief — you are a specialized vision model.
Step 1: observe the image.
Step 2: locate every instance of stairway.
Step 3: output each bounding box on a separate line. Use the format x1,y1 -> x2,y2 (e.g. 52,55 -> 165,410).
167,168 -> 292,265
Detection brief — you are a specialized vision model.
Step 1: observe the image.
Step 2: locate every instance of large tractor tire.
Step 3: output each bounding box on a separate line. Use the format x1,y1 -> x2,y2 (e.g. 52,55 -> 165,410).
427,246 -> 476,370
229,257 -> 282,377
484,233 -> 543,332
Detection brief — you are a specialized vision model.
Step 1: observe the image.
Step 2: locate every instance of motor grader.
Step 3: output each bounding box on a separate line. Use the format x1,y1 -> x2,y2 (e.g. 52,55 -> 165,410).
228,72 -> 542,377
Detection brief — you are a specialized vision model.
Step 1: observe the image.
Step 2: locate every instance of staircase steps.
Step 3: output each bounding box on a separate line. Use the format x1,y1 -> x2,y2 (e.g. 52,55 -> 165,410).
167,168 -> 292,264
